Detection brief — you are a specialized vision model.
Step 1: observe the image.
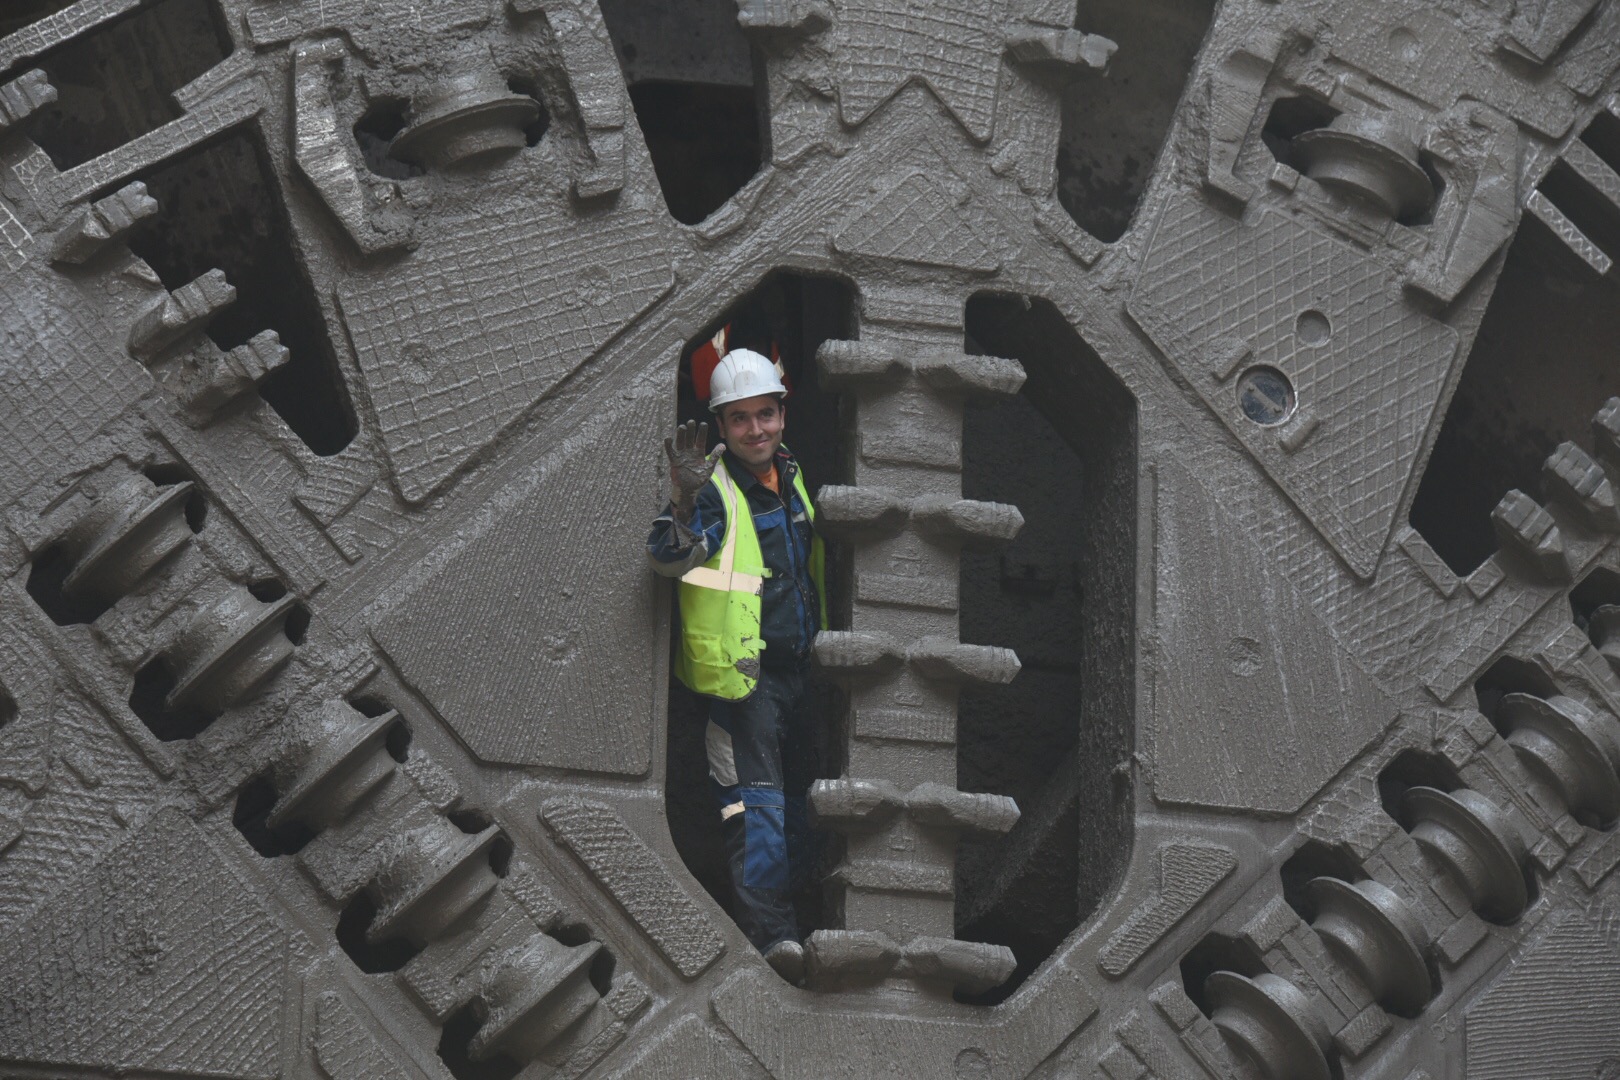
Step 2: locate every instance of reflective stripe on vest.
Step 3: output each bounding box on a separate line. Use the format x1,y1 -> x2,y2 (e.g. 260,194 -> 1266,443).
675,459 -> 824,700
679,463 -> 764,595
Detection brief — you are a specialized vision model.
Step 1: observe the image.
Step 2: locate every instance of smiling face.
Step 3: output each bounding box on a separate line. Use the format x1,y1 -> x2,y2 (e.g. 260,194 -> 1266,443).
715,394 -> 786,475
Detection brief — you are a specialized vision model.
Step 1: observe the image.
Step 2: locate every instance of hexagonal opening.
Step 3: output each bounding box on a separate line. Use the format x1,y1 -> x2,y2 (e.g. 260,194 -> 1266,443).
1410,114 -> 1620,576
954,293 -> 1138,1002
1057,0 -> 1217,242
661,270 -> 856,945
598,0 -> 765,225
19,0 -> 231,168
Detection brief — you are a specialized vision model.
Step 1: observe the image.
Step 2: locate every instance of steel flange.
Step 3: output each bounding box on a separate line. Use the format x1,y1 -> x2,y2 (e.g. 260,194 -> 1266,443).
1293,111 -> 1434,220
165,585 -> 298,714
1206,971 -> 1334,1080
1402,786 -> 1529,923
1306,876 -> 1434,1016
368,820 -> 502,948
470,934 -> 604,1063
391,68 -> 538,171
267,700 -> 399,832
1499,693 -> 1620,826
59,474 -> 194,604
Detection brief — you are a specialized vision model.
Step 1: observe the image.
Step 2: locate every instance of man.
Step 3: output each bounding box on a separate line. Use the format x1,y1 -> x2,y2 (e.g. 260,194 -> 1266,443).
647,347 -> 826,984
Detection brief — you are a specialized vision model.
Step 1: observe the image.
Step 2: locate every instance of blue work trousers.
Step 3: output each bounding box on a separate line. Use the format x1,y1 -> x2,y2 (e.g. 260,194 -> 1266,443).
706,666 -> 817,953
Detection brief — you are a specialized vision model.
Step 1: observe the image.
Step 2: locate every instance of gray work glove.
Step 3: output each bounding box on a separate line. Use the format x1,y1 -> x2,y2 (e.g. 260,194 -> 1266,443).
664,420 -> 725,523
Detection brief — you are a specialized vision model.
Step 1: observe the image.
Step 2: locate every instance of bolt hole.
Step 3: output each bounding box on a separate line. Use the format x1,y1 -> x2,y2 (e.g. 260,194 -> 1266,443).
1295,309 -> 1331,346
436,1002 -> 522,1080
0,682 -> 14,730
1388,26 -> 1421,63
231,772 -> 315,857
128,656 -> 213,741
1236,366 -> 1296,426
336,891 -> 419,973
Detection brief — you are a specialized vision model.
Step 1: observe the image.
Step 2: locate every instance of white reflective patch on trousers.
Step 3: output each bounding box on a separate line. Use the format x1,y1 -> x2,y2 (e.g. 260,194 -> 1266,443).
719,801 -> 746,821
706,720 -> 739,786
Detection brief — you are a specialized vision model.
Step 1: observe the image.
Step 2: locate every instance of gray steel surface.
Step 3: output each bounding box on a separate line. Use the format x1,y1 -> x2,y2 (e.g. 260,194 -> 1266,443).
1,0 -> 1619,1076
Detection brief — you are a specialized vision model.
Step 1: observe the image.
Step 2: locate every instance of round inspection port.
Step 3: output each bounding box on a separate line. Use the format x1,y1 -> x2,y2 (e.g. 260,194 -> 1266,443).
1296,309 -> 1332,346
1237,367 -> 1296,426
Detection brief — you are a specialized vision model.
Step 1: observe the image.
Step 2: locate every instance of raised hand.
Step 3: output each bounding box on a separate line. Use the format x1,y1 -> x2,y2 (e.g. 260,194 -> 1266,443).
664,420 -> 725,519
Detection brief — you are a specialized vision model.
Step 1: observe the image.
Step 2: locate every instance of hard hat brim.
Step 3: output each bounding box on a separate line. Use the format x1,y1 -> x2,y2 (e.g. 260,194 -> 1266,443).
708,389 -> 788,412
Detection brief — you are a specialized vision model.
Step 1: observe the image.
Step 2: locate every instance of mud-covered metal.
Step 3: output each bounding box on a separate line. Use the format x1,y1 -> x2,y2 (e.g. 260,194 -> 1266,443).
1,0 -> 1619,1076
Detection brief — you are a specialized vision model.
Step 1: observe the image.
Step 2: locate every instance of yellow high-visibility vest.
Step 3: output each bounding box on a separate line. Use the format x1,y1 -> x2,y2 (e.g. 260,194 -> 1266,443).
675,458 -> 826,699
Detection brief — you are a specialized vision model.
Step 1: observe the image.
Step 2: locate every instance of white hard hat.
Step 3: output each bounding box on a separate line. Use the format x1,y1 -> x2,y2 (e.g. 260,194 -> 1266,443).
707,348 -> 788,411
